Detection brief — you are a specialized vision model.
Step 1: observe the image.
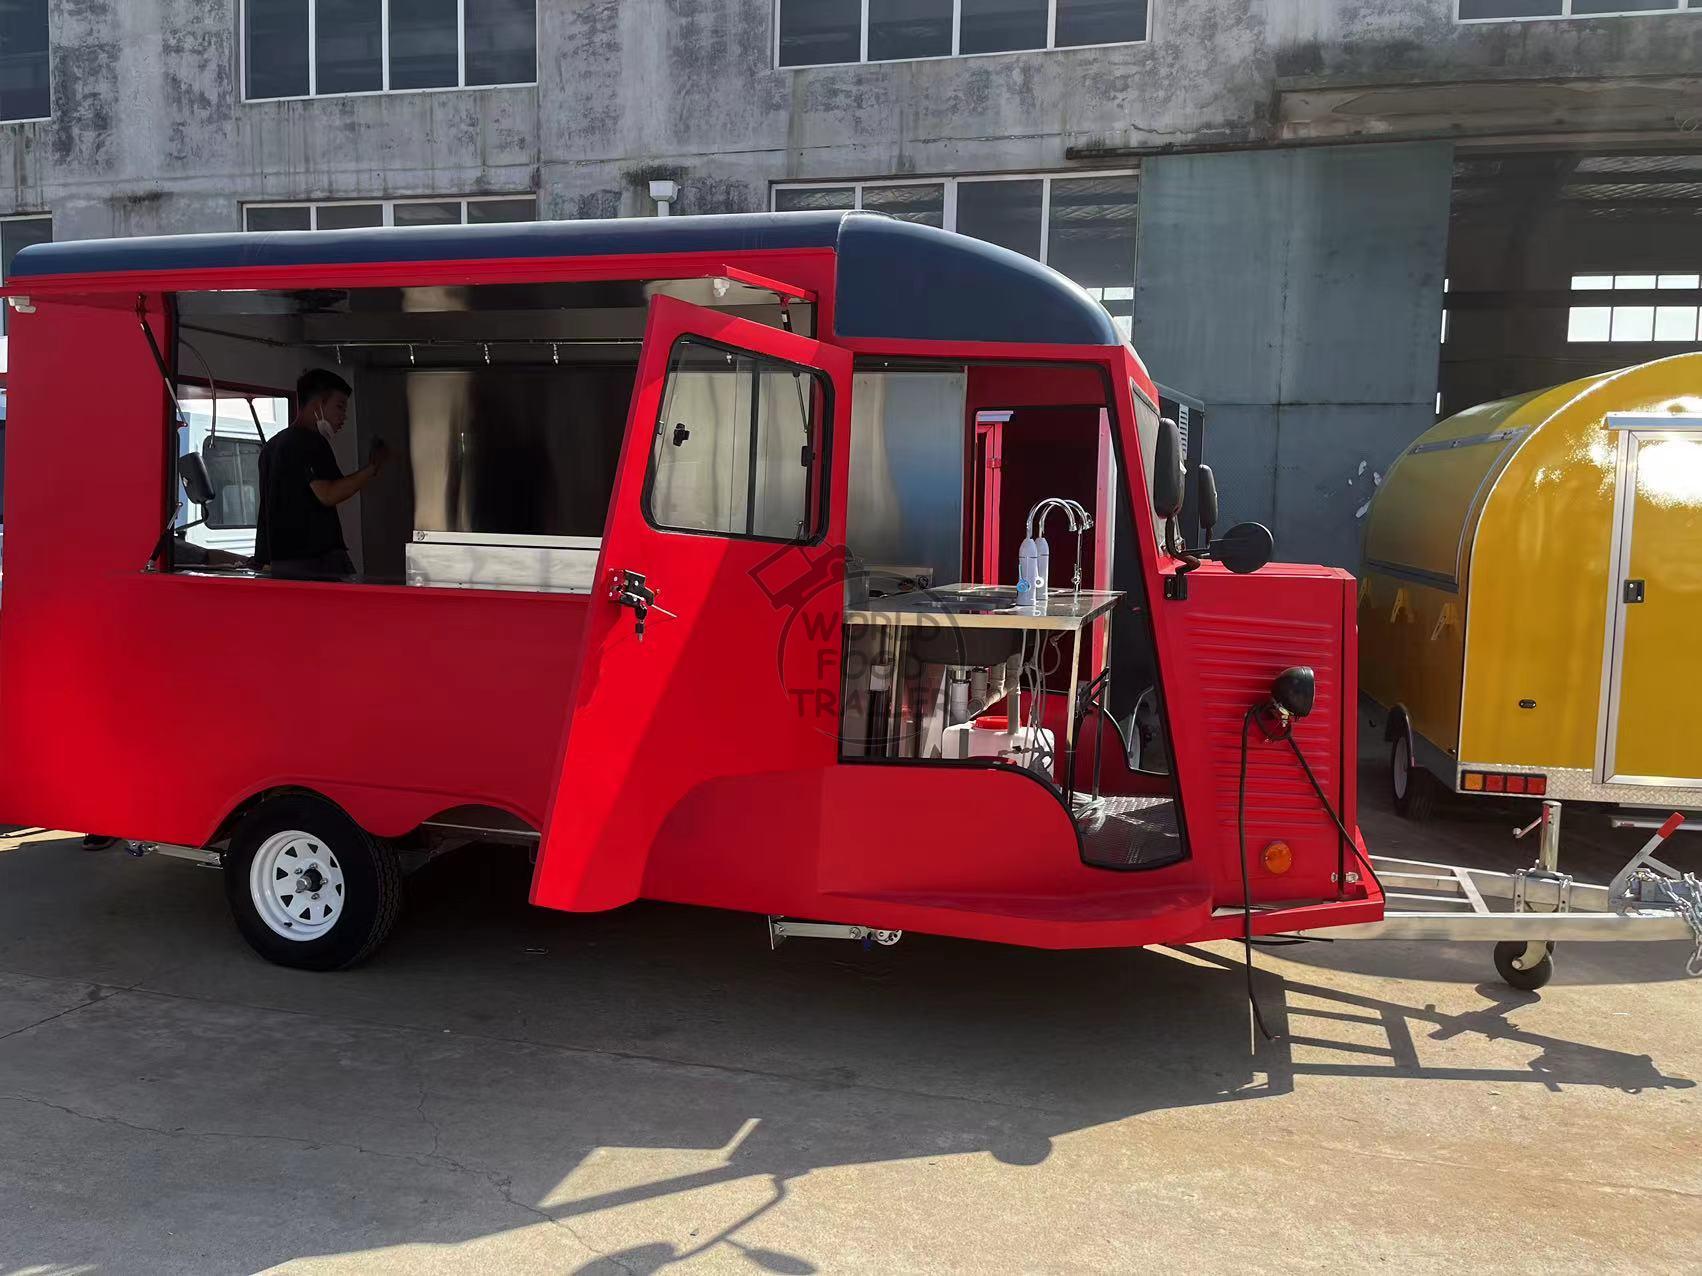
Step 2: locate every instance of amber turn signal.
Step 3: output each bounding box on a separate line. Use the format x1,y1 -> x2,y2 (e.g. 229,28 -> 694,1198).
1262,840 -> 1293,875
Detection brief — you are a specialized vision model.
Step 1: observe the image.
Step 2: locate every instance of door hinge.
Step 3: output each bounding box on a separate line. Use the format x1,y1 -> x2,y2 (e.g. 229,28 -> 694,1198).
1624,579 -> 1646,604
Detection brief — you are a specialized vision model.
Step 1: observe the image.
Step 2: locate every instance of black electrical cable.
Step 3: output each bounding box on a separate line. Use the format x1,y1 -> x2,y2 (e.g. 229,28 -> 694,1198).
1282,730 -> 1381,887
1236,701 -> 1383,1044
1237,706 -> 1276,1041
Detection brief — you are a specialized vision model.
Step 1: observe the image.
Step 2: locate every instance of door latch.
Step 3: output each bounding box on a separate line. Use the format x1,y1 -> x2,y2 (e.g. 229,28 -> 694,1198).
609,569 -> 676,641
1624,579 -> 1646,605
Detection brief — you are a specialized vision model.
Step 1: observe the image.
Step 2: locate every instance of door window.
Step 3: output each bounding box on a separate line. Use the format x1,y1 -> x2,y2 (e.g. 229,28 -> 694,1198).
202,435 -> 263,529
644,337 -> 829,543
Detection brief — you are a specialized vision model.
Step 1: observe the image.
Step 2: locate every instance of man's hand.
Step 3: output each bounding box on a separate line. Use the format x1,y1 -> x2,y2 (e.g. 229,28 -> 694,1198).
312,440 -> 392,508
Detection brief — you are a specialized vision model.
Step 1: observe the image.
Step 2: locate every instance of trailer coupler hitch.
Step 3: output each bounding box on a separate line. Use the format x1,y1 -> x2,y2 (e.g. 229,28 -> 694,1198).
1609,813 -> 1702,976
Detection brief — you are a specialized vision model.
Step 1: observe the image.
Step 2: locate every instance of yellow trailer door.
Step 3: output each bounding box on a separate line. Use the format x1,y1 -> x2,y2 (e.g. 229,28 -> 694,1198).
1603,419 -> 1702,785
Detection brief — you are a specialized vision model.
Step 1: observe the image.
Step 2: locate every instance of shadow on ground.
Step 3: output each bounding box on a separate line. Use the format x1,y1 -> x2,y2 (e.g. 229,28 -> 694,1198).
0,830 -> 1693,1273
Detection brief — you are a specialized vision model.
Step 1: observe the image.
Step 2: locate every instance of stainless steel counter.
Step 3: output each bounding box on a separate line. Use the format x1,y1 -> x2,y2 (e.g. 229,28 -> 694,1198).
844,584 -> 1122,631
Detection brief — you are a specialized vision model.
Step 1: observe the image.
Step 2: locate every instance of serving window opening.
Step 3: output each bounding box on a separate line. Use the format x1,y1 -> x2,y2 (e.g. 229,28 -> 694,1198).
836,359 -> 1188,872
160,278 -> 811,591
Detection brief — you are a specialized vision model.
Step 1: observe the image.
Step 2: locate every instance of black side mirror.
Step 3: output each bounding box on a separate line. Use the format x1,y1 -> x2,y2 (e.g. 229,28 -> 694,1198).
178,453 -> 217,508
1152,416 -> 1184,521
1211,522 -> 1274,575
1196,463 -> 1219,544
1271,666 -> 1316,719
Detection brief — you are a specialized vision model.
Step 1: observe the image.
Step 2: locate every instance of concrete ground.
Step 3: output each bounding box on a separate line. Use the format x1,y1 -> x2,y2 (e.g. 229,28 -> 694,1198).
1,744 -> 1698,1273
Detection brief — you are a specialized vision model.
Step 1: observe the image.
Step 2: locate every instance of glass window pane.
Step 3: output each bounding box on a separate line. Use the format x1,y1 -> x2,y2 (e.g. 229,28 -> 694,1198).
1045,175 -> 1139,312
1,215 -> 49,336
389,0 -> 458,90
316,203 -> 384,230
868,0 -> 952,61
1657,274 -> 1701,289
774,186 -> 855,213
465,0 -> 537,86
646,338 -> 825,541
1653,306 -> 1699,342
2,214 -> 51,277
1567,306 -> 1612,342
1614,273 -> 1657,290
246,0 -> 310,99
1572,0 -> 1677,13
1055,0 -> 1148,48
1610,306 -> 1655,342
245,204 -> 313,232
392,200 -> 463,227
1571,274 -> 1614,291
315,0 -> 383,94
1457,0 -> 1562,16
0,0 -> 50,120
202,436 -> 263,529
862,183 -> 945,228
466,197 -> 536,223
960,0 -> 1049,55
778,0 -> 861,67
956,179 -> 1044,259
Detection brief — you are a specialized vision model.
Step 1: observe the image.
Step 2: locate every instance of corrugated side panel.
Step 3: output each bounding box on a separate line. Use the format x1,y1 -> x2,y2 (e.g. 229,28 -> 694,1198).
1180,603 -> 1344,901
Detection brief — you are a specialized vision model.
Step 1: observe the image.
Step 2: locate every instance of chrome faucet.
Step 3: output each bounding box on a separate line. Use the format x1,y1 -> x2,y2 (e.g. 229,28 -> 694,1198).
1025,498 -> 1095,601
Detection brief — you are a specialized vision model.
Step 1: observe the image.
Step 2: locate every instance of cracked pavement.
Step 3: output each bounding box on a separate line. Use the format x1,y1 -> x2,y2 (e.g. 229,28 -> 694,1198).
0,758 -> 1698,1273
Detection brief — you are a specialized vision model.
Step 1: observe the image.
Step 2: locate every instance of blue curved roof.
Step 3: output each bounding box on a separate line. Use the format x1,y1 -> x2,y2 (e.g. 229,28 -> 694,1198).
8,210 -> 1122,348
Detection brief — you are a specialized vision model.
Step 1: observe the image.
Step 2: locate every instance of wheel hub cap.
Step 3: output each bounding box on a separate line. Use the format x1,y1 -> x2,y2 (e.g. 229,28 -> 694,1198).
250,831 -> 346,942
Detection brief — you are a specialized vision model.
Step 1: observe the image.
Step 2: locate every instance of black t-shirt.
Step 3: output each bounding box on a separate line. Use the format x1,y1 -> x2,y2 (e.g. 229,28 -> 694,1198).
255,425 -> 346,566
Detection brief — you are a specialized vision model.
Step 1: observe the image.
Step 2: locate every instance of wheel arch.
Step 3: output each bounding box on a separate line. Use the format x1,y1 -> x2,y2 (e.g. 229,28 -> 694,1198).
205,784 -> 541,850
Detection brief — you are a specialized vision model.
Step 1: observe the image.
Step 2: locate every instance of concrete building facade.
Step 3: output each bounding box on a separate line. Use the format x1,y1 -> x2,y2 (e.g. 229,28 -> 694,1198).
1,0 -> 1699,564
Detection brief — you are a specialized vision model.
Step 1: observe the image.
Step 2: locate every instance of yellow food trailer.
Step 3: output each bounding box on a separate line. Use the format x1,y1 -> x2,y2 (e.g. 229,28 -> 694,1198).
1361,352 -> 1702,820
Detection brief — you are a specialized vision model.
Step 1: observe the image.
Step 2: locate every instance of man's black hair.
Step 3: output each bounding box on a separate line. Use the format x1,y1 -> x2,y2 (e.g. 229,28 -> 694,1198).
297,368 -> 353,405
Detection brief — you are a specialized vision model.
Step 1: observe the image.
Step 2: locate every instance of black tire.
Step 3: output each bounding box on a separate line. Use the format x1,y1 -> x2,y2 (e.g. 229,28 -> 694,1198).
222,794 -> 401,971
1494,941 -> 1555,992
1390,733 -> 1437,822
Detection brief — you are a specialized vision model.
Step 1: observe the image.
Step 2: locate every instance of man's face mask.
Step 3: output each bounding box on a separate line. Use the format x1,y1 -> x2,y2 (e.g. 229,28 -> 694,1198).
315,412 -> 335,442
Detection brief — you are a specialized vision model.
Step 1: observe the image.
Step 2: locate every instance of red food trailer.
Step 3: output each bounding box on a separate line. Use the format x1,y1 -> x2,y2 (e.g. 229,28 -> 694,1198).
3,211 -> 1686,989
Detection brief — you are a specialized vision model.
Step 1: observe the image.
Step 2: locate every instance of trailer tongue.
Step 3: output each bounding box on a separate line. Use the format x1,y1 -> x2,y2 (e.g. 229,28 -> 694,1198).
1294,806 -> 1702,988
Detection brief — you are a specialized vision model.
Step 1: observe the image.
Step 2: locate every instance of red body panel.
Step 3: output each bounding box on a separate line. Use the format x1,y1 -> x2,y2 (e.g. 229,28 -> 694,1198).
0,300 -> 584,843
0,246 -> 1381,952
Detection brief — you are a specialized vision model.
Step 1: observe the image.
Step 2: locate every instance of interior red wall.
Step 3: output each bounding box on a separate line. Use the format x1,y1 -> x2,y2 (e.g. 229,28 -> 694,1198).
963,365 -> 1112,690
963,365 -> 1110,585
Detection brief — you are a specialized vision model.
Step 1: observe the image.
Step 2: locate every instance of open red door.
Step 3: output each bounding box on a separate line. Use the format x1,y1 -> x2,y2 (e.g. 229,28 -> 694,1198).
532,294 -> 853,912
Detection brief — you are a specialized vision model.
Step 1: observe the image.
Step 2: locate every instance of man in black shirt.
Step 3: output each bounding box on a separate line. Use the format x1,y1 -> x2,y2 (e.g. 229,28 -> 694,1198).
256,368 -> 389,580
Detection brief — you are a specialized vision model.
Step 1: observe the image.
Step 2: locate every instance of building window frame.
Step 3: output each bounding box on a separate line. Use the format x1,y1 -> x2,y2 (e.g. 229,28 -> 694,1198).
0,0 -> 52,123
772,170 -> 1138,322
774,0 -> 1152,70
1456,1 -> 1699,24
241,1 -> 540,103
242,194 -> 537,230
1566,271 -> 1702,345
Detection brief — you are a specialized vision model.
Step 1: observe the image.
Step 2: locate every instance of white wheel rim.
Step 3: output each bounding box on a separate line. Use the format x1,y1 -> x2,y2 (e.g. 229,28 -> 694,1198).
249,830 -> 347,942
1393,736 -> 1411,800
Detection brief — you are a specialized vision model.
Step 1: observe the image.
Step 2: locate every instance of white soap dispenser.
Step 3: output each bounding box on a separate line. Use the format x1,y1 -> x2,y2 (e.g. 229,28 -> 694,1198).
1016,535 -> 1041,608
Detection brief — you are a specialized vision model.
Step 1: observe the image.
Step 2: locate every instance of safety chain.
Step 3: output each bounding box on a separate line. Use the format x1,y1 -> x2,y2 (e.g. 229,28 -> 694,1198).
1629,869 -> 1702,976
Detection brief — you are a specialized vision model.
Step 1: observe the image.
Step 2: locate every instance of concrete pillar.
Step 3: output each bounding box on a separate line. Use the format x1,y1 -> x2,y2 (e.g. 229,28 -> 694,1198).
1132,142 -> 1453,569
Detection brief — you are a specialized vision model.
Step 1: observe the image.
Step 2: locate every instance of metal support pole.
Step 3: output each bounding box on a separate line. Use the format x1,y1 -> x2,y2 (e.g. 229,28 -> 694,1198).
1516,799 -> 1564,970
1538,798 -> 1561,873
